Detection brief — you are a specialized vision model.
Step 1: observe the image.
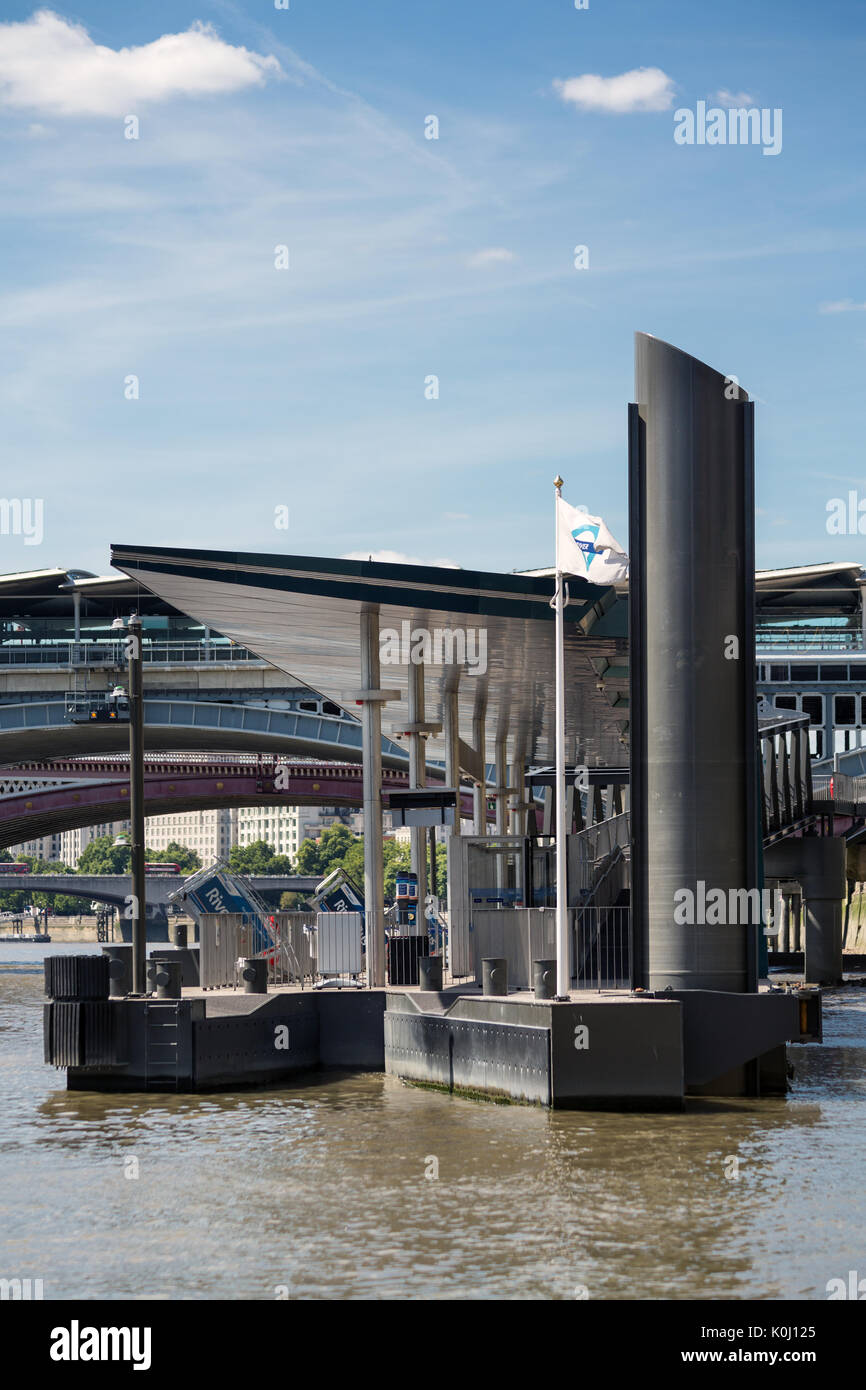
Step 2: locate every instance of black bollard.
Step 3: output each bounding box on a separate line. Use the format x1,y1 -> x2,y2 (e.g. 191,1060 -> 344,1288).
241,958 -> 268,994
419,955 -> 443,991
533,959 -> 556,1000
103,945 -> 132,998
482,957 -> 508,997
155,960 -> 182,1000
168,920 -> 188,950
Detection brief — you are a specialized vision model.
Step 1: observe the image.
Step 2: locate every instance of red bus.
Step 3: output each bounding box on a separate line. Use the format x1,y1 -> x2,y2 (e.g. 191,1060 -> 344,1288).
144,863 -> 182,874
0,862 -> 29,874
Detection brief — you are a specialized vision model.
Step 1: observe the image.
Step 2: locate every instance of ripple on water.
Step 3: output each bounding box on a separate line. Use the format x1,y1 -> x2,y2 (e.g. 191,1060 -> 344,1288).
2,969 -> 866,1299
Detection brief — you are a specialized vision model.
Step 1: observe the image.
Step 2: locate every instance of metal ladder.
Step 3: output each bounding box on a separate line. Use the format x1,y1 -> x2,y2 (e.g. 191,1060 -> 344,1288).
144,1001 -> 181,1090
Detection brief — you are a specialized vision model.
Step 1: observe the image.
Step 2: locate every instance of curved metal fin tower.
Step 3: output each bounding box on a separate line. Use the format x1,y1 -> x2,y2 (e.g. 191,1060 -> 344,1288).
629,333 -> 759,993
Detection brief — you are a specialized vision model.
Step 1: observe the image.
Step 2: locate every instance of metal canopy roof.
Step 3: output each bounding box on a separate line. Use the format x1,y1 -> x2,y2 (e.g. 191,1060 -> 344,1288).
755,561 -> 865,615
110,545 -> 630,772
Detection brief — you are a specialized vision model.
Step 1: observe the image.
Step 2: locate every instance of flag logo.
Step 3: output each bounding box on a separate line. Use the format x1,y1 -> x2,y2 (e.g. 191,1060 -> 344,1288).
571,523 -> 601,573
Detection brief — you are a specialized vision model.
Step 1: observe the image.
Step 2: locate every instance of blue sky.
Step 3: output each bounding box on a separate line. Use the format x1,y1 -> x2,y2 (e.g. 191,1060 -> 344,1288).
1,0 -> 865,576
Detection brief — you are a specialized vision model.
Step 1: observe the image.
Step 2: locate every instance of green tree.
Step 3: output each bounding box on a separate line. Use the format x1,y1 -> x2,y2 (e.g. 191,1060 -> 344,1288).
146,842 -> 201,872
0,847 -> 27,912
229,840 -> 294,876
76,835 -> 131,875
293,836 -> 322,877
293,824 -> 358,879
341,838 -> 364,886
0,852 -> 88,915
30,859 -> 83,915
315,823 -> 356,873
382,839 -> 411,900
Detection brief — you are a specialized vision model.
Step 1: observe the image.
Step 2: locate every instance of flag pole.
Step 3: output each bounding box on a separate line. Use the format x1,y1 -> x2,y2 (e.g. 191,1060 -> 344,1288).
554,475 -> 569,998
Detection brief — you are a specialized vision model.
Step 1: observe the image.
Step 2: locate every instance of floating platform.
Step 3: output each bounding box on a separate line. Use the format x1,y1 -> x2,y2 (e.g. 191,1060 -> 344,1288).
43,965 -> 819,1108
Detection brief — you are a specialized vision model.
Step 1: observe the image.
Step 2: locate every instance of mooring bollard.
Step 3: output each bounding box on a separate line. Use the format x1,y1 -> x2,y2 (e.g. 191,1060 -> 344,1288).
482,957 -> 508,996
533,959 -> 556,1000
169,920 -> 188,950
155,959 -> 182,1000
103,944 -> 132,998
418,955 -> 443,991
241,957 -> 268,994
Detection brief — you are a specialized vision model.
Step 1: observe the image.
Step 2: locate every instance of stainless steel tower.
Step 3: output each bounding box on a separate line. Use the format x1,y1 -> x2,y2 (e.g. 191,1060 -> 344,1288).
629,333 -> 759,993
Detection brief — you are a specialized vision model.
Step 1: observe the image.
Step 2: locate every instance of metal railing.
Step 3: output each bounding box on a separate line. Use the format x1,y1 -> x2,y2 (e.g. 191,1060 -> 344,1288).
573,906 -> 631,990
811,771 -> 866,807
761,717 -> 814,841
756,626 -> 863,653
0,640 -> 262,667
199,911 -> 316,989
569,812 -> 631,896
469,904 -> 630,992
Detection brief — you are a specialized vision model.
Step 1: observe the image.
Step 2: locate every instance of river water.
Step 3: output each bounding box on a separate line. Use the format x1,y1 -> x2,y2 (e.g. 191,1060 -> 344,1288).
1,943 -> 864,1300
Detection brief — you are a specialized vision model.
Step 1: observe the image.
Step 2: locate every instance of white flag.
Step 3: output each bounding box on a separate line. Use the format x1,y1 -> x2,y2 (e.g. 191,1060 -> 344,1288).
556,497 -> 629,585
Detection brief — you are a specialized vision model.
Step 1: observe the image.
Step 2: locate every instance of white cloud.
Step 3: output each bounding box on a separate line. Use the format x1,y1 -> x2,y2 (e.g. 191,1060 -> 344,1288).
715,89 -> 755,107
819,299 -> 866,314
0,10 -> 280,118
553,67 -> 675,114
342,550 -> 460,568
467,247 -> 516,268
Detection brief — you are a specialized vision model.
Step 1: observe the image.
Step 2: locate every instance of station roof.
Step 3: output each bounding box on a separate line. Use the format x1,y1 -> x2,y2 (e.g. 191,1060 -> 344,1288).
0,567 -> 191,621
110,545 -> 630,771
754,561 -> 864,616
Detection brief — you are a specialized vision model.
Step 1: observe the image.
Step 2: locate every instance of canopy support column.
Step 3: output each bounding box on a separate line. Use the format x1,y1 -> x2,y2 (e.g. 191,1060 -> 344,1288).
407,660 -> 428,911
356,607 -> 400,989
472,704 -> 487,837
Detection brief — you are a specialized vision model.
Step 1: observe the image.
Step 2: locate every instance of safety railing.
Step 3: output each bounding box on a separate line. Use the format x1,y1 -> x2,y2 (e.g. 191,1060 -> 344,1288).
572,905 -> 631,991
199,911 -> 371,989
756,626 -> 863,652
469,904 -> 630,992
761,716 -> 814,842
0,640 -> 262,667
811,771 -> 866,810
568,812 -> 631,896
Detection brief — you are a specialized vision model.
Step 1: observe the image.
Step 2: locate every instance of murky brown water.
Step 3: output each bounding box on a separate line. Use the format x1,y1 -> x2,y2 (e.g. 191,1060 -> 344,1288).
2,943 -> 865,1300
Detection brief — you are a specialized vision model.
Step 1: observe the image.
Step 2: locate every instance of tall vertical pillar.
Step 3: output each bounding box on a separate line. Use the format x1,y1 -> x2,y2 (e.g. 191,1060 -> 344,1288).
630,333 -> 758,993
359,607 -> 388,987
127,615 -> 147,995
407,660 -> 428,910
509,743 -> 526,836
494,736 -> 508,835
444,688 -> 461,836
472,706 -> 487,837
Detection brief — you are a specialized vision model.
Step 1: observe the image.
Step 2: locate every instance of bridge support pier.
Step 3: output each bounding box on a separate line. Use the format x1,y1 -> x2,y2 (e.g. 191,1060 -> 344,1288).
765,837 -> 845,984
